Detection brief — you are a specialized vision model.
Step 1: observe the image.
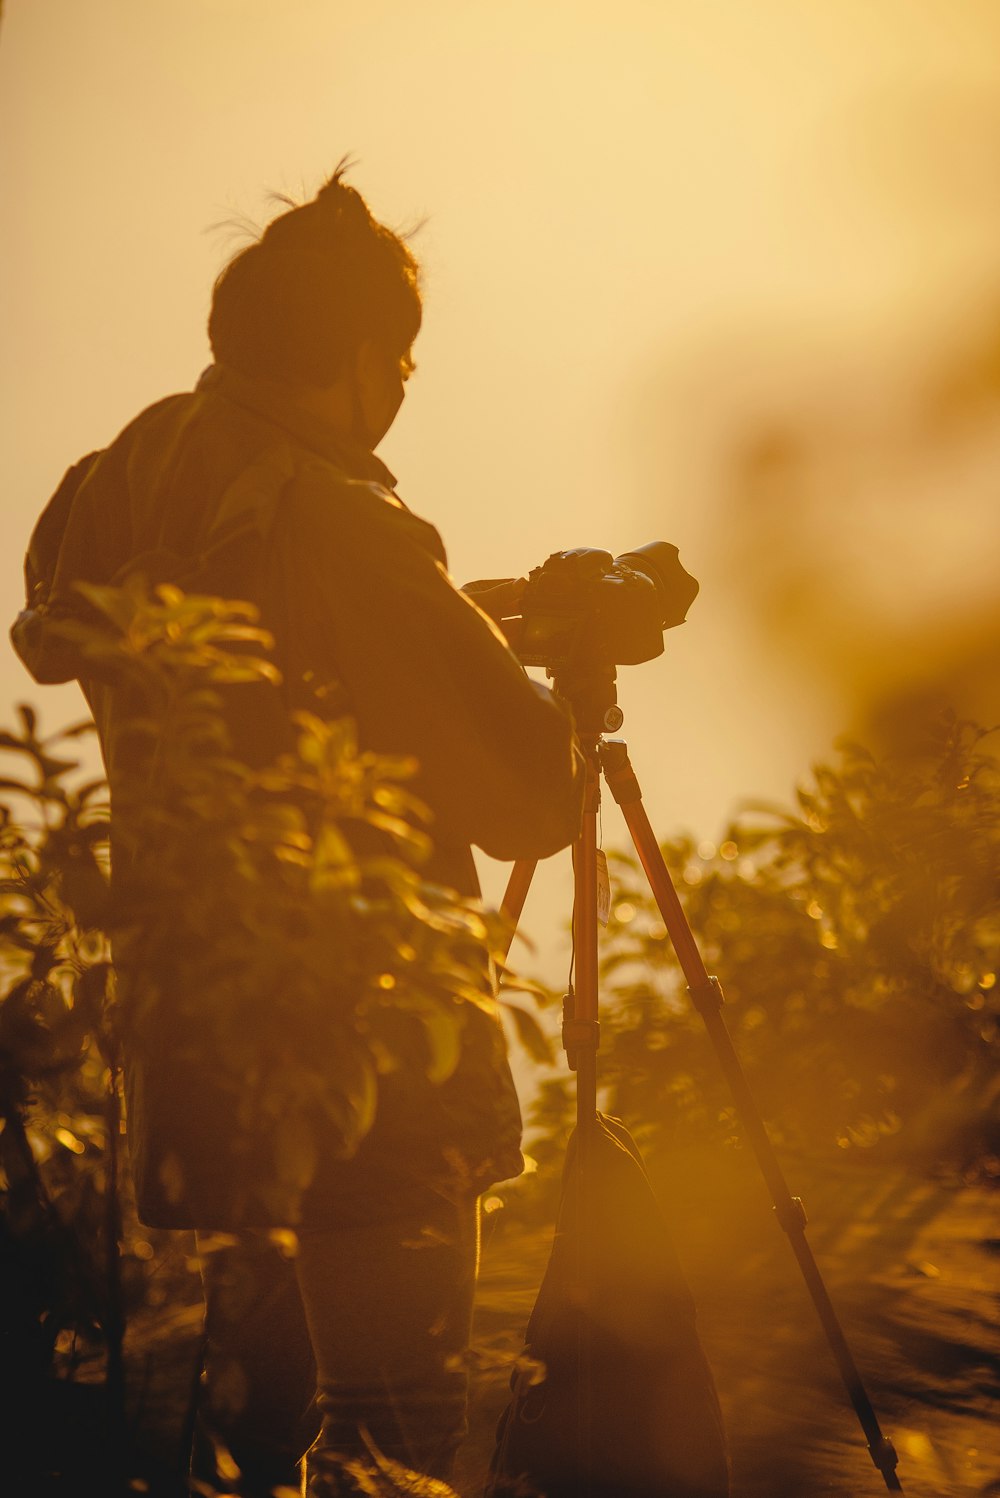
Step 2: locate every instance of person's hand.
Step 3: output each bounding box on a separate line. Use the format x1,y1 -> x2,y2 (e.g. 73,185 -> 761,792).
461,576 -> 527,624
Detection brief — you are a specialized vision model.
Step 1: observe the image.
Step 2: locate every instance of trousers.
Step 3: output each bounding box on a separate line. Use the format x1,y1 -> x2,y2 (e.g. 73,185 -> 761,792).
195,1190 -> 480,1495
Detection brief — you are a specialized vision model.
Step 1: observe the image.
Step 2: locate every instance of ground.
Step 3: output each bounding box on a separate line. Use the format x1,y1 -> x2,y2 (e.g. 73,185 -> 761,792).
120,1144 -> 999,1497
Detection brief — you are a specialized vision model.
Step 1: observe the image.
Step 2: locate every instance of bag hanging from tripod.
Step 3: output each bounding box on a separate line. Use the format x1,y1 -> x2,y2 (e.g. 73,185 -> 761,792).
486,1114 -> 730,1498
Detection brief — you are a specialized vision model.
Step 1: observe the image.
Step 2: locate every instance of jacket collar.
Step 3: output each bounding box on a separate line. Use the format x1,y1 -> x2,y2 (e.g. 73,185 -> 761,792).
199,364 -> 399,491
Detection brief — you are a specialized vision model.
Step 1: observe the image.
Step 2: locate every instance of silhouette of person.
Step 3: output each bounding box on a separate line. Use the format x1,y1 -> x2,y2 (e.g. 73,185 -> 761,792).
13,165 -> 584,1494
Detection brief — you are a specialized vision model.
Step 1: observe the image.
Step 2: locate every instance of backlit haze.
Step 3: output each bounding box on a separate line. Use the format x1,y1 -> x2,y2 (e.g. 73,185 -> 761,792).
3,0 -> 999,1023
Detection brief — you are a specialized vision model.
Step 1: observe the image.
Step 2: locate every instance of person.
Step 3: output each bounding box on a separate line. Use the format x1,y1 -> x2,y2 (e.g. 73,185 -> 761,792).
12,165 -> 584,1495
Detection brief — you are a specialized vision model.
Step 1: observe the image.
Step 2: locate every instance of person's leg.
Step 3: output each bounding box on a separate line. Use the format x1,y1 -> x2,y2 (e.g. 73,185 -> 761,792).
294,1190 -> 480,1493
193,1231 -> 318,1495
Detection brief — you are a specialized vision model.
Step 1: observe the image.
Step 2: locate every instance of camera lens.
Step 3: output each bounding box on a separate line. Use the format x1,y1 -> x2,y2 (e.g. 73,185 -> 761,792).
614,542 -> 699,630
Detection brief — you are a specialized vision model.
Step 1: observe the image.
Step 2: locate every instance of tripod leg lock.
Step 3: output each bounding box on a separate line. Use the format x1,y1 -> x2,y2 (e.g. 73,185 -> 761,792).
773,1195 -> 809,1235
686,975 -> 725,1015
868,1435 -> 901,1485
561,1018 -> 600,1071
598,738 -> 641,805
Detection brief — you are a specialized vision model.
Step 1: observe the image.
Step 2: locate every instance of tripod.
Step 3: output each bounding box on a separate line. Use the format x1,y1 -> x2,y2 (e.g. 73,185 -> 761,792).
498,717 -> 903,1494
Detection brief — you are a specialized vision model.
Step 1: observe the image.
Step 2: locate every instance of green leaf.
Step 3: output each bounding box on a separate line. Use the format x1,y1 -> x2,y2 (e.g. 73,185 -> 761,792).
502,1002 -> 554,1065
0,777 -> 34,793
413,1001 -> 463,1085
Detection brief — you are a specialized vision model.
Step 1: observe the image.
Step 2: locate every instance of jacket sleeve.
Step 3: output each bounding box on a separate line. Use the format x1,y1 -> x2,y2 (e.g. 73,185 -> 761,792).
272,474 -> 584,862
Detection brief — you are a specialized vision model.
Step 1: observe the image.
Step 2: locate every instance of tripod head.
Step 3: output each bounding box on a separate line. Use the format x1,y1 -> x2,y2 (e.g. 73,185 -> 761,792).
551,663 -> 624,737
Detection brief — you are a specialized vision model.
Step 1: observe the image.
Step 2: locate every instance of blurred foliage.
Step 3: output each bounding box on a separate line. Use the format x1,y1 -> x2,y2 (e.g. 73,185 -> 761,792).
0,703 -> 117,1417
531,717 -> 1000,1179
0,580 -> 542,1481
62,579 -> 517,1223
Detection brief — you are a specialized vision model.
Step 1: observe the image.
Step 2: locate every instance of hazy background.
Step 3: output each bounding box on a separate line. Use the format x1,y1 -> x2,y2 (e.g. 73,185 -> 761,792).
3,0 -> 999,1024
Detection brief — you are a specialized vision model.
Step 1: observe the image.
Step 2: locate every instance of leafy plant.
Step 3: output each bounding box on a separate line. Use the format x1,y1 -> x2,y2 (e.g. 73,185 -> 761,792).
0,702 -> 121,1485
562,717 -> 1000,1174
0,579 -> 543,1488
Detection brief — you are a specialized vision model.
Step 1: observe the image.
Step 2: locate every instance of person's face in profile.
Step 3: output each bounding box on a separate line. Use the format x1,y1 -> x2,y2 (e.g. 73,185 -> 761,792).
353,339 -> 415,450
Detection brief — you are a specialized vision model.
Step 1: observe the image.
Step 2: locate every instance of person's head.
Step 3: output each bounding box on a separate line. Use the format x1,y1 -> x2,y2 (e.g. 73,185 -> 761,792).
208,164 -> 421,448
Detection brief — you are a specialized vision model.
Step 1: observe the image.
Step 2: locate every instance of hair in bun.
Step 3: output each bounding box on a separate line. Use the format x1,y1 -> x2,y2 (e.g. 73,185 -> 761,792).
209,161 -> 421,386
312,172 -> 372,225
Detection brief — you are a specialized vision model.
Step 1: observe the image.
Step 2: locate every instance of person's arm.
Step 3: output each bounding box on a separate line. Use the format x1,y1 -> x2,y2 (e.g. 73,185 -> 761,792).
276,479 -> 584,862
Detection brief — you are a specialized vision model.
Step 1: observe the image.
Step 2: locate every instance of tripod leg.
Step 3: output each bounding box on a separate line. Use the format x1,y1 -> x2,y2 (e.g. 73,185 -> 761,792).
568,746 -> 604,1498
499,860 -> 537,964
599,738 -> 903,1494
569,751 -> 602,1130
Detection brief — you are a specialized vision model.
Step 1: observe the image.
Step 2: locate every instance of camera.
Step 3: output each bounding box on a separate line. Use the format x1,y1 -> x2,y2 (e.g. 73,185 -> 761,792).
506,542 -> 698,734
515,542 -> 698,673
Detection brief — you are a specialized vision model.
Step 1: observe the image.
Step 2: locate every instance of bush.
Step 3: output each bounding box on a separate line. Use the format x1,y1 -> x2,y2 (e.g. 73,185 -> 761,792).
561,717 -> 1000,1176
0,580 -> 540,1487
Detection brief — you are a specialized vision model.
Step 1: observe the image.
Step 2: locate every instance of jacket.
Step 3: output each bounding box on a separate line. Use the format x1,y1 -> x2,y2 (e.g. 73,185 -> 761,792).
12,365 -> 585,1227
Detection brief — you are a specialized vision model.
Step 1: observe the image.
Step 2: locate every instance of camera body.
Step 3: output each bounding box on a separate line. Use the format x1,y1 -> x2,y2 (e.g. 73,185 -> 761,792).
516,542 -> 698,674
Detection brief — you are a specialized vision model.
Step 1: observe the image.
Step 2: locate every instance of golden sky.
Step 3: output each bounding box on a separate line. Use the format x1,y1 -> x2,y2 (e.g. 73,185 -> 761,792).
3,0 -> 1000,975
